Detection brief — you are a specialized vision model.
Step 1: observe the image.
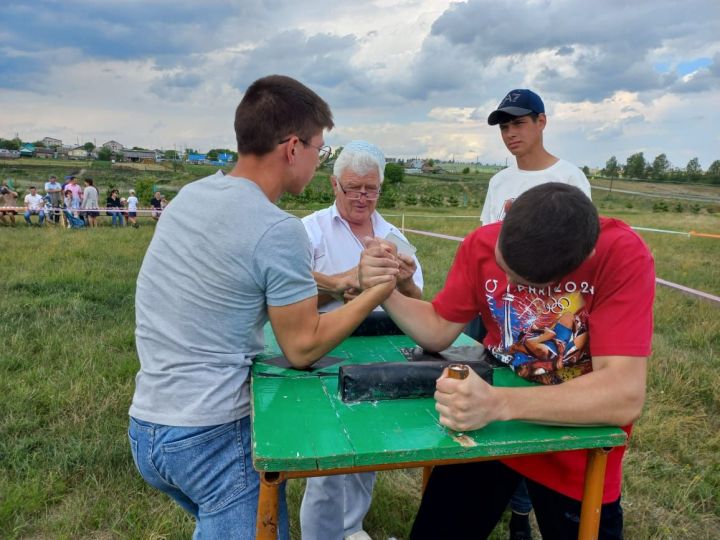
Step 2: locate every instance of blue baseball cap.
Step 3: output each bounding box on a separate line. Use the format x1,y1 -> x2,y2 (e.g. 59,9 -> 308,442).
488,89 -> 545,125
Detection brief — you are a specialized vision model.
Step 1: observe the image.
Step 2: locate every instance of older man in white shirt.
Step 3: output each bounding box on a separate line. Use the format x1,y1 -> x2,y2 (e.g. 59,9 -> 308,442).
300,141 -> 423,540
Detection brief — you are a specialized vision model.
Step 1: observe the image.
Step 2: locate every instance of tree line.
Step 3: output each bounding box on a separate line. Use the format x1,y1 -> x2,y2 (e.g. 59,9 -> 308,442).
601,153 -> 720,184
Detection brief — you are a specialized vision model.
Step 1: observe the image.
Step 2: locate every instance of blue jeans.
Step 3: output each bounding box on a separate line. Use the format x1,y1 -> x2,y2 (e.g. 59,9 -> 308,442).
24,209 -> 45,225
110,211 -> 124,227
128,416 -> 289,539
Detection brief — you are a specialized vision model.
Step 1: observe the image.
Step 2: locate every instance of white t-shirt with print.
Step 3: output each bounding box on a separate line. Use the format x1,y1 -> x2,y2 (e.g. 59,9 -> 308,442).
24,193 -> 45,211
481,159 -> 591,225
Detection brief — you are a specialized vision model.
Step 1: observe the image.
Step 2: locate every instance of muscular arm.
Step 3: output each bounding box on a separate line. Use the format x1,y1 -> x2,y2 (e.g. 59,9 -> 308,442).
359,239 -> 459,350
380,290 -> 465,351
268,278 -> 396,368
435,355 -> 647,431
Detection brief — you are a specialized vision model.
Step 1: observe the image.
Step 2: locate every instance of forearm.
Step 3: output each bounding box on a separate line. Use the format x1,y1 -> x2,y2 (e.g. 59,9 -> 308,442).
396,278 -> 422,299
270,283 -> 392,368
313,268 -> 356,296
495,357 -> 647,426
382,290 -> 463,351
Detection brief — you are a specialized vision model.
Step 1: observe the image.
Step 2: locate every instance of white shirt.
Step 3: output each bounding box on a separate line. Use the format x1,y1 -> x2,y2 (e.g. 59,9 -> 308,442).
24,193 -> 45,211
481,159 -> 591,225
128,196 -> 138,211
302,203 -> 423,312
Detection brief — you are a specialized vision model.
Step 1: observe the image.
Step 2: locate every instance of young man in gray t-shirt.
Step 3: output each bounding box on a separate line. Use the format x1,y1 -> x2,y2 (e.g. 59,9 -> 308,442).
129,75 -> 398,539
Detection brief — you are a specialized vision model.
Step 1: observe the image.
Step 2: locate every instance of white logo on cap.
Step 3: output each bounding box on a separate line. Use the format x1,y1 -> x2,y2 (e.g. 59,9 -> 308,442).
501,92 -> 522,106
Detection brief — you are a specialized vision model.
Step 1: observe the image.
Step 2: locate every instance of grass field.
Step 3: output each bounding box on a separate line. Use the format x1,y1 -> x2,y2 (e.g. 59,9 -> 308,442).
1,179 -> 719,538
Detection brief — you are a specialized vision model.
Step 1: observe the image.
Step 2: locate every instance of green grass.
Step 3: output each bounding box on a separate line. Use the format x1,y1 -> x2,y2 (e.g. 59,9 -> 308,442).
1,193 -> 719,538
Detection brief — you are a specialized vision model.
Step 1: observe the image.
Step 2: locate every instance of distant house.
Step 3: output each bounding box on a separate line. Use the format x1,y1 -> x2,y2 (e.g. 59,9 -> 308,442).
42,136 -> 62,148
68,147 -> 89,159
217,152 -> 235,163
421,161 -> 442,174
102,140 -> 124,153
121,149 -> 156,163
35,147 -> 55,159
187,153 -> 207,164
404,158 -> 424,175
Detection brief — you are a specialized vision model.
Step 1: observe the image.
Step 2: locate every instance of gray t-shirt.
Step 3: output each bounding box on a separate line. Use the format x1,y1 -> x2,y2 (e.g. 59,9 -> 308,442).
130,171 -> 317,426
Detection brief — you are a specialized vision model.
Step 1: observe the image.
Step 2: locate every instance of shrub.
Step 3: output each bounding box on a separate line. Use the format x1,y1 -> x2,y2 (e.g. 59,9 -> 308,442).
385,163 -> 404,184
652,201 -> 669,212
404,193 -> 418,206
378,186 -> 398,208
134,177 -> 156,205
462,167 -> 470,174
673,203 -> 684,213
690,204 -> 701,214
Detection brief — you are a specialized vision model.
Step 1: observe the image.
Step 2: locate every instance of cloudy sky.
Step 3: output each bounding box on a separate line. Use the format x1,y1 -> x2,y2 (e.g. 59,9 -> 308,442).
1,0 -> 719,168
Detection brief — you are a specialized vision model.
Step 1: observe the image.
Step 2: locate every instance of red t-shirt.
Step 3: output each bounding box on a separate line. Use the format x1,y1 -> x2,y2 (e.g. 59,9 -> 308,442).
432,217 -> 655,502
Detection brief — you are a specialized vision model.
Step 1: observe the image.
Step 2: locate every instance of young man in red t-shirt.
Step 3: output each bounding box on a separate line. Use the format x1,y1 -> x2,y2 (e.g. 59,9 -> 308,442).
358,183 -> 655,539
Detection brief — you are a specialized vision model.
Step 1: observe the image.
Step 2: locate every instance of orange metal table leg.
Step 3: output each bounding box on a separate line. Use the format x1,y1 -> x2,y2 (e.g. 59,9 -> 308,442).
256,472 -> 283,540
421,466 -> 433,494
578,448 -> 610,540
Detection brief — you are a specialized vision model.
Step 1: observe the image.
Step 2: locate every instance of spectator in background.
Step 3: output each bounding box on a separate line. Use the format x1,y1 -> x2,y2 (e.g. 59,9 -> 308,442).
150,191 -> 163,221
62,189 -> 73,228
24,186 -> 46,226
107,189 -> 124,227
64,175 -> 82,218
44,175 -> 63,223
1,180 -> 19,226
120,197 -> 129,222
127,189 -> 139,228
481,89 -> 591,226
81,178 -> 100,228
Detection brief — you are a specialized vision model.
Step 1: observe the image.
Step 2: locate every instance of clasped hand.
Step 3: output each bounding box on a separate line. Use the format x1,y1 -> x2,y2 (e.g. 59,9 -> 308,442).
358,237 -> 401,290
434,368 -> 502,432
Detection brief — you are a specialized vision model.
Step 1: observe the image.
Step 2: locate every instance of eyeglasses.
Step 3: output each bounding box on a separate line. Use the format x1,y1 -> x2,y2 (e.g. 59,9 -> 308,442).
279,137 -> 332,164
338,183 -> 381,200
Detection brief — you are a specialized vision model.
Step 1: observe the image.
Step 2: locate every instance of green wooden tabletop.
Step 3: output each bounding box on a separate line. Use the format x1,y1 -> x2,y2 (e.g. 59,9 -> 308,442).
252,325 -> 627,472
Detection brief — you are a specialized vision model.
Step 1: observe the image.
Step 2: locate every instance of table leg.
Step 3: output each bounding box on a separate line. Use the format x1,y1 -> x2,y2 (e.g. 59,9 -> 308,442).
256,472 -> 282,540
578,448 -> 610,540
421,466 -> 433,494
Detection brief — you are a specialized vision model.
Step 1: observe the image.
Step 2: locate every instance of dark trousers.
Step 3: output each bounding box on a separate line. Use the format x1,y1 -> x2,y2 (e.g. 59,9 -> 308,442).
411,460 -> 623,540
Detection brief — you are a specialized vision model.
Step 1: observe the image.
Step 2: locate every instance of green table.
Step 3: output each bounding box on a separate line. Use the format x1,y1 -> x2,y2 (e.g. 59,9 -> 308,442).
252,326 -> 627,539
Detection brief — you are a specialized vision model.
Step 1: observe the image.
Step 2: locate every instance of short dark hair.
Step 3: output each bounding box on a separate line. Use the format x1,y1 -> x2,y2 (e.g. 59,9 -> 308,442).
234,74 -> 334,156
84,178 -> 94,186
498,183 -> 599,284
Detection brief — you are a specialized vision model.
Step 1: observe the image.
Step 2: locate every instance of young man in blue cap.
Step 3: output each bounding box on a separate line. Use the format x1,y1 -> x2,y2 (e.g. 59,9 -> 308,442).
481,89 -> 591,226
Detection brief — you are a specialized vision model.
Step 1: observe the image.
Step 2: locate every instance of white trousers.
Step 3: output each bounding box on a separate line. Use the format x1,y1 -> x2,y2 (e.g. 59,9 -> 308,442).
300,471 -> 375,540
